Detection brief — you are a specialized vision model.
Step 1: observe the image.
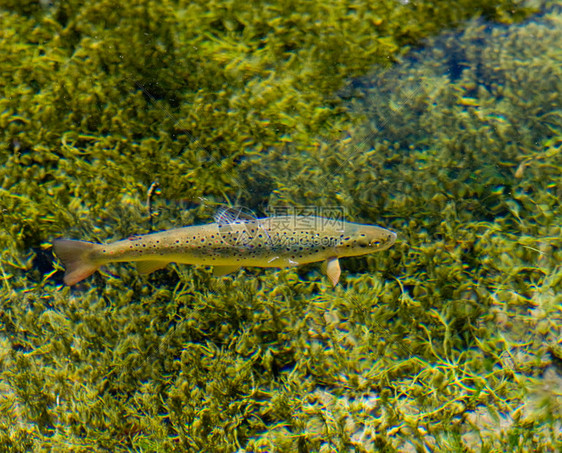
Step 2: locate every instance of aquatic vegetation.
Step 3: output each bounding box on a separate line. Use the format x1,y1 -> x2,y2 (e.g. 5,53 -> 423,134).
0,0 -> 560,451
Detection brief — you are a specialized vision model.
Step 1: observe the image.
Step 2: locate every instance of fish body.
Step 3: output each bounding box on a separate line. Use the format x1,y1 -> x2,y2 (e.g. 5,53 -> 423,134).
53,215 -> 396,286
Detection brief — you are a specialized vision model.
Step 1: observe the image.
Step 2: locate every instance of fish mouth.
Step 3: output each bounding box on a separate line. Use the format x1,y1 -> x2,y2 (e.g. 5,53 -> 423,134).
372,230 -> 396,250
385,231 -> 397,248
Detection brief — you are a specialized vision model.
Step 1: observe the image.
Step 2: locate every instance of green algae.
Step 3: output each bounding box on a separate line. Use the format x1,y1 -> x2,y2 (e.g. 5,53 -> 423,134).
0,0 -> 561,451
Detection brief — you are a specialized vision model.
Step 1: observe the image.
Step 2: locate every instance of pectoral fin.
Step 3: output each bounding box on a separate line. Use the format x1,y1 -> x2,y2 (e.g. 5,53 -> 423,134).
324,257 -> 341,287
136,260 -> 169,274
213,265 -> 241,277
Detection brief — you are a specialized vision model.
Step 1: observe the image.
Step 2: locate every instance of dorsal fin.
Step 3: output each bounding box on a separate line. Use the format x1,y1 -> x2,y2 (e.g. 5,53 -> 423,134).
214,205 -> 274,248
214,206 -> 257,225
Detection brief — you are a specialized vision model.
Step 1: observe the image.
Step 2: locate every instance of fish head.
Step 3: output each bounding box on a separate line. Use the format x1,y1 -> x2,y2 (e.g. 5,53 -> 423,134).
336,224 -> 396,258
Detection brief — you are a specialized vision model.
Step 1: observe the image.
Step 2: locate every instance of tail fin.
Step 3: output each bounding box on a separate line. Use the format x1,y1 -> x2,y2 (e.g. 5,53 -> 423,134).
52,239 -> 101,285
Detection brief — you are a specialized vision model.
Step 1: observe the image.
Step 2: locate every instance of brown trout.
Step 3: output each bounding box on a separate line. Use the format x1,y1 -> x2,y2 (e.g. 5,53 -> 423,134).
53,213 -> 396,286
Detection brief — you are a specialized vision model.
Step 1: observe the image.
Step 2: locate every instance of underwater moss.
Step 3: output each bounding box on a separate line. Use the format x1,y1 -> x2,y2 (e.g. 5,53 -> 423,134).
0,0 -> 560,451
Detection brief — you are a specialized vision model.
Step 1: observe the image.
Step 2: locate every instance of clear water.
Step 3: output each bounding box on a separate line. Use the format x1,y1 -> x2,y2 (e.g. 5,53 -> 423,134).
0,1 -> 560,451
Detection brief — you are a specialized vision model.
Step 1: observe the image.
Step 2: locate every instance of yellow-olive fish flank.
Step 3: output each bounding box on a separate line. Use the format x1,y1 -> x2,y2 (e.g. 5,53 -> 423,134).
53,215 -> 396,286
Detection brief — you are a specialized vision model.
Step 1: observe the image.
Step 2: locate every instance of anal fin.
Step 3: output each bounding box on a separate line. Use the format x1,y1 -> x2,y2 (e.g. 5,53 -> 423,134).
213,265 -> 241,277
136,260 -> 169,274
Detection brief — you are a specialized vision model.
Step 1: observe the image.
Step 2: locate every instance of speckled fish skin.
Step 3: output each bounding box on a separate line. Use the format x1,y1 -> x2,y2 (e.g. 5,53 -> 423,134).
53,216 -> 396,286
